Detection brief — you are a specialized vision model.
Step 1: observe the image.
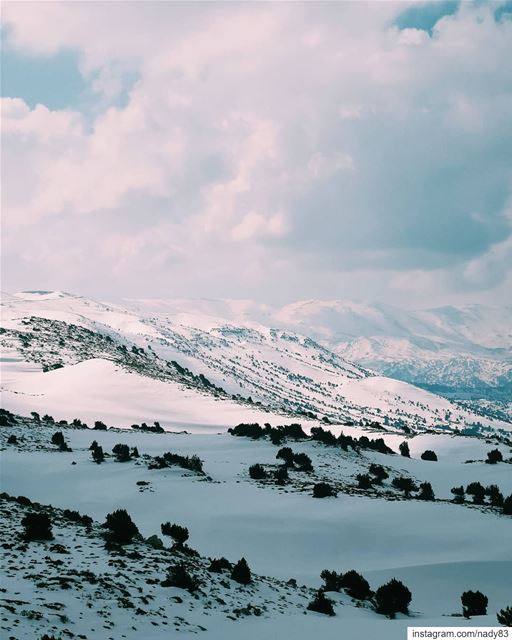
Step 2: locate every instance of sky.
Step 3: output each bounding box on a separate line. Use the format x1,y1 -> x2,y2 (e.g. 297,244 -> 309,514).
1,1 -> 512,308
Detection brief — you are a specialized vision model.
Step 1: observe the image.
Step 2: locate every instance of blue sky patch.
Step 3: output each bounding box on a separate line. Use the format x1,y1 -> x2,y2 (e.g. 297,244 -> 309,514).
394,1 -> 460,35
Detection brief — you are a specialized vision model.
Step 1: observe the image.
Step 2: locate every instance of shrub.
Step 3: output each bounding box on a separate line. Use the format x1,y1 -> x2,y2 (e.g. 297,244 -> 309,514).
466,482 -> 486,505
103,509 -> 139,545
208,557 -> 232,573
399,441 -> 411,458
485,485 -> 504,507
22,512 -> 53,541
7,434 -> 18,445
461,590 -> 488,618
392,476 -> 418,498
293,452 -> 313,472
51,431 -> 65,447
497,605 -> 512,626
486,449 -> 503,464
451,486 -> 465,504
418,482 -> 435,501
94,421 -> 108,431
421,450 -> 437,462
249,463 -> 267,480
276,447 -> 294,466
92,446 -> 105,464
161,522 -> 189,546
274,465 -> 288,486
112,443 -> 131,462
89,440 -> 99,451
231,557 -> 252,584
313,482 -> 336,498
228,423 -> 264,439
503,494 -> 512,515
340,570 -> 372,600
149,452 -> 204,474
356,473 -> 373,490
320,569 -> 342,592
307,590 -> 335,616
369,463 -> 389,483
310,427 -> 337,446
161,563 -> 201,592
375,578 -> 412,617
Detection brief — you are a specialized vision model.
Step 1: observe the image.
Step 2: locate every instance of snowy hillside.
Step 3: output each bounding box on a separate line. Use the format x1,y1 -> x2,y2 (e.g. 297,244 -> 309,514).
1,411 -> 511,639
1,291 -> 510,432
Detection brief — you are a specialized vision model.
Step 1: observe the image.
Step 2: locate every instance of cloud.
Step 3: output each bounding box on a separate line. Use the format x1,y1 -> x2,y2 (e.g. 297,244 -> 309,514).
1,1 -> 512,305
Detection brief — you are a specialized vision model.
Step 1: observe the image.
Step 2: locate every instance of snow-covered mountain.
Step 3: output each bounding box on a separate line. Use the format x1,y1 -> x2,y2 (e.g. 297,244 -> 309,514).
271,299 -> 512,401
1,290 -> 510,432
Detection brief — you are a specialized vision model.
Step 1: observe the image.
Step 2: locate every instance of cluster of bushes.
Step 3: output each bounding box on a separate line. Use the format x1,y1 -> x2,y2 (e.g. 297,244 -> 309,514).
309,569 -> 412,618
311,426 -> 394,455
62,509 -> 93,528
320,569 -> 372,600
0,408 -> 17,426
451,482 -> 511,513
148,451 -> 204,474
161,522 -> 189,547
229,422 -> 308,443
391,477 -> 435,501
231,421 -> 393,455
276,447 -> 313,472
130,421 -> 165,434
112,443 -> 139,462
51,431 -> 72,452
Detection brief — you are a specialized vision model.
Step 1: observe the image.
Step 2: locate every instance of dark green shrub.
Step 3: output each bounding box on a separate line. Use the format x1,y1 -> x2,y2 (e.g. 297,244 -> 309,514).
392,476 -> 418,498
369,463 -> 389,483
497,605 -> 512,626
320,569 -> 342,592
208,557 -> 232,573
161,522 -> 189,546
356,473 -> 373,490
461,590 -> 488,618
92,446 -> 105,464
466,482 -> 486,505
421,450 -> 437,462
161,563 -> 201,592
375,578 -> 411,617
22,512 -> 53,541
340,570 -> 372,600
103,509 -> 139,545
313,482 -> 336,498
399,441 -> 410,458
307,590 -> 335,616
231,557 -> 252,584
418,482 -> 435,501
486,449 -> 503,464
112,443 -> 131,462
51,431 -> 65,447
249,464 -> 267,479
451,486 -> 465,503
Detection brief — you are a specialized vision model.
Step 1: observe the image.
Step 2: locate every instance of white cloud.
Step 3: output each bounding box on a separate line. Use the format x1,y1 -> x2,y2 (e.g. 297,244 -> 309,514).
2,1 -> 512,304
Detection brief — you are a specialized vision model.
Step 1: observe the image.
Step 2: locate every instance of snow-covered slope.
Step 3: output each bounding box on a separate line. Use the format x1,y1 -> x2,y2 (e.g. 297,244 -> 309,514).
1,291 -> 510,432
1,414 -> 511,639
